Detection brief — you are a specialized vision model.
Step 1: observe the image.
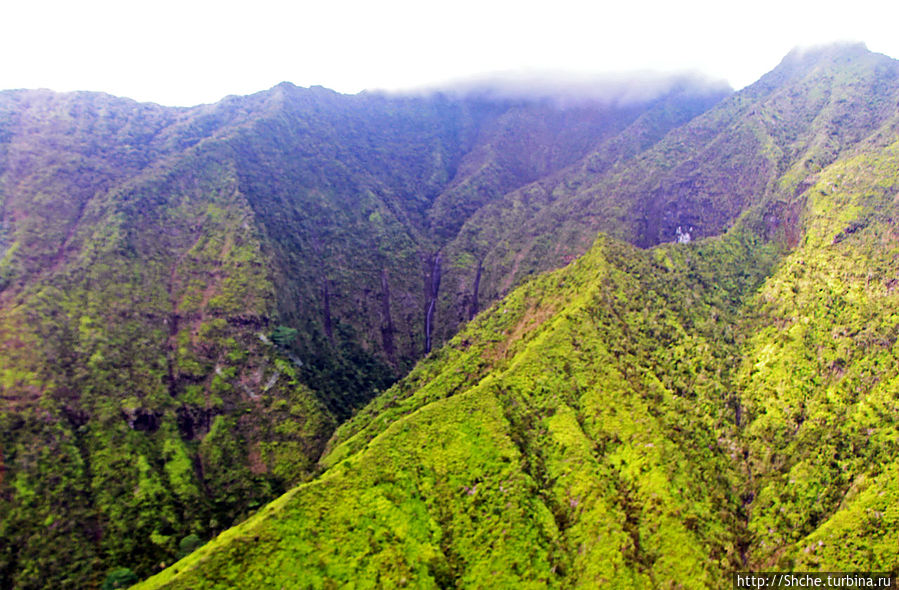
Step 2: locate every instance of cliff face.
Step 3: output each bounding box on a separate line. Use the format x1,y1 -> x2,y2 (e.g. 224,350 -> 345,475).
0,76 -> 726,587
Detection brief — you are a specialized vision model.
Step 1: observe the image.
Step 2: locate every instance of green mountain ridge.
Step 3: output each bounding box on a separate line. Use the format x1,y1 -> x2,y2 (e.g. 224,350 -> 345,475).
3,43 -> 899,588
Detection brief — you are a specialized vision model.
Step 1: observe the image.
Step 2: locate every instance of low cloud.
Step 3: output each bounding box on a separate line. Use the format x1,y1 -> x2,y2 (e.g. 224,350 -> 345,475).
387,69 -> 732,107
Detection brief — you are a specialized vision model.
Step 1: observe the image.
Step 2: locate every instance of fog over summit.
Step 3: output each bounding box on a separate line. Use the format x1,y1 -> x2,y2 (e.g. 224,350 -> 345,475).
388,69 -> 733,106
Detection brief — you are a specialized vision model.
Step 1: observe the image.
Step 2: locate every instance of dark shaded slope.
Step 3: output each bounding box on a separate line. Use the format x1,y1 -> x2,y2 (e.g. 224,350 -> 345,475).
232,82 -> 729,383
425,97 -> 661,242
189,81 -> 730,414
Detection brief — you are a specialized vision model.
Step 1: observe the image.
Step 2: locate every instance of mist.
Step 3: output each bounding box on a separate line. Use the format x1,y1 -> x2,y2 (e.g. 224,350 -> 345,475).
387,69 -> 733,107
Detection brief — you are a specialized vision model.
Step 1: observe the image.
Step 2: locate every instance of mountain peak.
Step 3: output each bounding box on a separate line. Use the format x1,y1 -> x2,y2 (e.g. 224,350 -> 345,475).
740,41 -> 897,100
777,41 -> 882,72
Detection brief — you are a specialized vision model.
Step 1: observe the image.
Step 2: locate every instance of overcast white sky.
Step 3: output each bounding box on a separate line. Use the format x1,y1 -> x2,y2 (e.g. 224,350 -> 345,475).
3,0 -> 899,106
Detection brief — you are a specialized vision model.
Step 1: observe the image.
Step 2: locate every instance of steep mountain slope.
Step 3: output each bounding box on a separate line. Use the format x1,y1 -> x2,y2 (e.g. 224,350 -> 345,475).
135,45 -> 899,588
0,99 -> 336,588
0,79 -> 726,588
738,137 -> 899,569
136,227 -> 781,589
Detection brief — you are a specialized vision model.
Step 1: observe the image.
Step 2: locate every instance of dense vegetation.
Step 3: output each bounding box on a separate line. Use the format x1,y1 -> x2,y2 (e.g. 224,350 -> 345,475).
4,43 -> 899,588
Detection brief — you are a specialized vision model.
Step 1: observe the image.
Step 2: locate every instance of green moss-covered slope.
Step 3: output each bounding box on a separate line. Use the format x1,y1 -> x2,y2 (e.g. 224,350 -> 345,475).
738,138 -> 899,569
